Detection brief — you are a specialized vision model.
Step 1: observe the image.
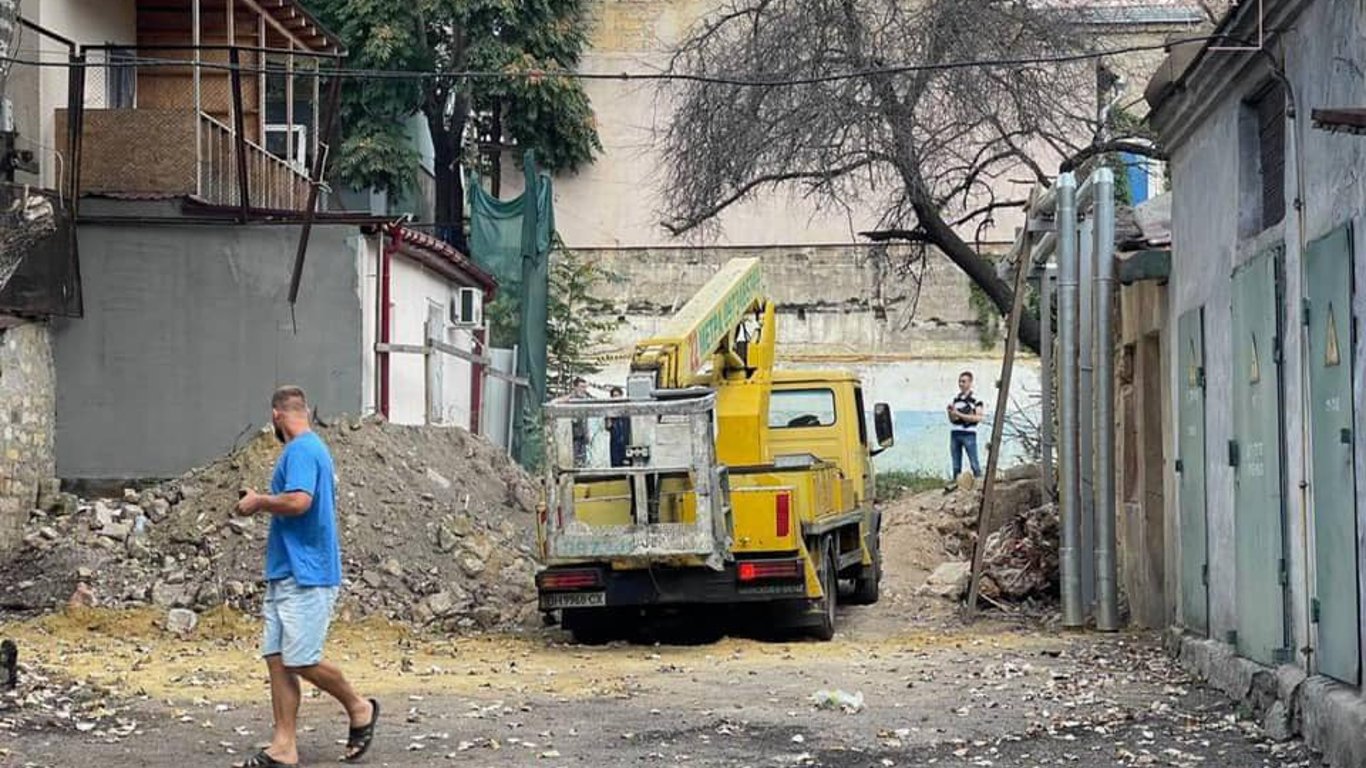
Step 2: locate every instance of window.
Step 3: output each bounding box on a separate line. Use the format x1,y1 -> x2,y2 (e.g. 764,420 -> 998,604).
853,386 -> 868,446
105,47 -> 136,109
769,388 -> 837,429
1247,81 -> 1286,231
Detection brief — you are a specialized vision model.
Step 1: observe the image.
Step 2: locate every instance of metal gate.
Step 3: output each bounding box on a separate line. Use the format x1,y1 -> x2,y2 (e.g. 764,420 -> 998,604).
1231,247 -> 1287,665
1306,224 -> 1359,684
1177,307 -> 1209,635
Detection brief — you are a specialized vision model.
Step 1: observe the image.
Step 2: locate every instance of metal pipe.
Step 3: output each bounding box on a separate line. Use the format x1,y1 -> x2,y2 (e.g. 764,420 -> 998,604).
193,0 -> 203,198
1077,173 -> 1097,210
1078,215 -> 1096,615
19,17 -> 77,52
1039,266 -> 1055,502
1032,231 -> 1058,265
1092,168 -> 1119,631
1057,173 -> 1084,628
1033,184 -> 1059,218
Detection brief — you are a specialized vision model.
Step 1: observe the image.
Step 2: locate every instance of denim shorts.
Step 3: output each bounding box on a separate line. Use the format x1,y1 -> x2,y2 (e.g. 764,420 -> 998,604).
261,576 -> 339,668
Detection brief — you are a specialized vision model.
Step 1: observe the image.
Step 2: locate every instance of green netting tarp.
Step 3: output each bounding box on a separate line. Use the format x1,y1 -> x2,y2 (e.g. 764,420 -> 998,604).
467,151 -> 554,468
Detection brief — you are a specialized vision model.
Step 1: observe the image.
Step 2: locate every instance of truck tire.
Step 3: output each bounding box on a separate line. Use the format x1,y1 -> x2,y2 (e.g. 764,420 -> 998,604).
564,609 -> 615,646
851,523 -> 882,606
810,537 -> 837,641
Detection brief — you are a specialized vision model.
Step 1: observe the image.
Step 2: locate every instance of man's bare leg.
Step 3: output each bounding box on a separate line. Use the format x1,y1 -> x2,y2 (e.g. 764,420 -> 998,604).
293,661 -> 373,749
265,654 -> 301,764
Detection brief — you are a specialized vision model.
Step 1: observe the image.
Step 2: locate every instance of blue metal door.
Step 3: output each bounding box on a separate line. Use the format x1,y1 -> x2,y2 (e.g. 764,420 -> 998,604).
1306,224 -> 1359,684
1177,307 -> 1208,635
1231,247 -> 1287,665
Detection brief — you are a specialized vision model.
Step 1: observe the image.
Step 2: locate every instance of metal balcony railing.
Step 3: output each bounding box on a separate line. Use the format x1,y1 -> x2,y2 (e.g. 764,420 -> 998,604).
62,44 -> 333,213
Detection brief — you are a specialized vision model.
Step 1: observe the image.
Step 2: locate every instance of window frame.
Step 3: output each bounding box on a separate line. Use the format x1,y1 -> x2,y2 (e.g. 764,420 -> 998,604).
768,387 -> 838,430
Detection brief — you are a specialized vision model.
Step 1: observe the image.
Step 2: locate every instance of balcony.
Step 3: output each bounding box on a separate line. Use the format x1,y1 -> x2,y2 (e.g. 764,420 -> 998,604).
54,0 -> 342,214
58,106 -> 313,211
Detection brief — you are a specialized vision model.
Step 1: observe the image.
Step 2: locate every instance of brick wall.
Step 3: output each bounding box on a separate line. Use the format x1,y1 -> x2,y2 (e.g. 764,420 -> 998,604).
0,321 -> 55,552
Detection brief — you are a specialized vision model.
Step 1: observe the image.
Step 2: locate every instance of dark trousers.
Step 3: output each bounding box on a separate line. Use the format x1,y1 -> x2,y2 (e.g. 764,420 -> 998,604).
951,431 -> 982,477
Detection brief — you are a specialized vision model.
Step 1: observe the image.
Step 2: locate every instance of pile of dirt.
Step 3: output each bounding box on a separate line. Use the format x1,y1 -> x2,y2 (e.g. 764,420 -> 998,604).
881,464 -> 1056,603
3,417 -> 543,632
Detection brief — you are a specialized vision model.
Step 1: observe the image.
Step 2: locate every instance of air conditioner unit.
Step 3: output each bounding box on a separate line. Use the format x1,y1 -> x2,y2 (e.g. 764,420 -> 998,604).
451,287 -> 482,327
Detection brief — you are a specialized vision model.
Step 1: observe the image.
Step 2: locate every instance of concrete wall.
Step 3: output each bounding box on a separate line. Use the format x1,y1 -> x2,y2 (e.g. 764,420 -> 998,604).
584,244 -> 993,359
0,321 -> 54,551
1156,1 -> 1366,763
52,201 -> 363,480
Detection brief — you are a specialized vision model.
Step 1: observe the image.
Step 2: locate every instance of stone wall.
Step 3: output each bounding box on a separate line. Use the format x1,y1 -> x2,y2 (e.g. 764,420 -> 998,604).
0,321 -> 55,553
583,244 -> 1000,359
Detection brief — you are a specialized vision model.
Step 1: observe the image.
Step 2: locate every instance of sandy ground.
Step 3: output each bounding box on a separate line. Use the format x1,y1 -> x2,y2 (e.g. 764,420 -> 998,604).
0,493 -> 1315,768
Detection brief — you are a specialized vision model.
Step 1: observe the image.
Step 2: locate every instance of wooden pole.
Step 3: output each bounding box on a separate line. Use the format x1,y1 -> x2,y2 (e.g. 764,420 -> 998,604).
229,47 -> 251,219
286,67 -> 343,307
966,248 -> 1033,619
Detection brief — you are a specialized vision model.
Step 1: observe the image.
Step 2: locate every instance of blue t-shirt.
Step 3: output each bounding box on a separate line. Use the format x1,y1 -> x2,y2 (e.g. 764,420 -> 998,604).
265,431 -> 341,587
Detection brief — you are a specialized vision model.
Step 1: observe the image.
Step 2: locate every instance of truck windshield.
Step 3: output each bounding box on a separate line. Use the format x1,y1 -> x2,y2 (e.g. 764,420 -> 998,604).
769,388 -> 836,428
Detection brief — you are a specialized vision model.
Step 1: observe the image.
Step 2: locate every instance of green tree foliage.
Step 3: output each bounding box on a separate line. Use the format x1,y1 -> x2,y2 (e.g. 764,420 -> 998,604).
306,0 -> 601,241
485,237 -> 621,396
307,0 -> 428,194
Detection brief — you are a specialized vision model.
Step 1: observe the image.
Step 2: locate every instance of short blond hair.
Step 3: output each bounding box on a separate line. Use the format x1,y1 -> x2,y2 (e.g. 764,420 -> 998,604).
271,385 -> 308,412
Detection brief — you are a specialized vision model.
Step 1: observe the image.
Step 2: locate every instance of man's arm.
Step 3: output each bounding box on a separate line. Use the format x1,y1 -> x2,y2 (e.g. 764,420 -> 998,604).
237,489 -> 312,517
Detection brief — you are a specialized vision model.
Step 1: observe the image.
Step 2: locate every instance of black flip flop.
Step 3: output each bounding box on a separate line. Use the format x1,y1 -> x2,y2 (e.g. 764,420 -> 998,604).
341,698 -> 380,763
235,749 -> 297,768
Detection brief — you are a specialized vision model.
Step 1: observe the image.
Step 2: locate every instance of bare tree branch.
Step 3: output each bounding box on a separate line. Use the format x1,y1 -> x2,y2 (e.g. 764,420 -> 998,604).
657,0 -> 1113,354
1059,139 -> 1168,173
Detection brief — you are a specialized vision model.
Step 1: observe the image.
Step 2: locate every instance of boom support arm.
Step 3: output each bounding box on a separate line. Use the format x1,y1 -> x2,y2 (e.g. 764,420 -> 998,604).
628,257 -> 777,466
629,258 -> 769,389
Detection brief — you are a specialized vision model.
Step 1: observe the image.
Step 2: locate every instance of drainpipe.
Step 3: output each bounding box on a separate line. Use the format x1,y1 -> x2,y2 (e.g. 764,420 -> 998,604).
378,229 -> 398,418
1057,173 -> 1084,628
1092,168 -> 1119,631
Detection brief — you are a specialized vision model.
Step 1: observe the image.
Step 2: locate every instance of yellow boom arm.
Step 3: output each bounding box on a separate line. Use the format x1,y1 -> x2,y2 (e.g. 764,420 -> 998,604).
629,257 -> 776,466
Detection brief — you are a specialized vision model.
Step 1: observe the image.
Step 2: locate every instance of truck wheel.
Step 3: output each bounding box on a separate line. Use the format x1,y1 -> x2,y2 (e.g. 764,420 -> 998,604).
810,537 -> 837,641
851,527 -> 882,605
564,609 -> 614,646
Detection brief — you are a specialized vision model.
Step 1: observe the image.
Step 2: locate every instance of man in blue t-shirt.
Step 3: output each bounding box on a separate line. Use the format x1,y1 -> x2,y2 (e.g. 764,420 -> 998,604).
234,386 -> 378,768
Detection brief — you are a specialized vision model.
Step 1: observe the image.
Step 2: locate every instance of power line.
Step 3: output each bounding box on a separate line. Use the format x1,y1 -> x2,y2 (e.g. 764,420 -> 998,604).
0,36 -> 1221,88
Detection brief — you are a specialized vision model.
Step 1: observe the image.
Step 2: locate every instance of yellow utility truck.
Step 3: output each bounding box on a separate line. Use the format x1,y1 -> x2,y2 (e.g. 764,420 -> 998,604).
535,258 -> 894,642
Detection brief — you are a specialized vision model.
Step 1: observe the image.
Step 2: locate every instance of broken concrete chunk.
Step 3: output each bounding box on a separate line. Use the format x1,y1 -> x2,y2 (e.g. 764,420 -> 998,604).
918,561 -> 972,599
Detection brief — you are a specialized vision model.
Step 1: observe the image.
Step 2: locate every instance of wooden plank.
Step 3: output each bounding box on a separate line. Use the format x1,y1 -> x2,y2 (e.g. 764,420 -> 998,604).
376,343 -> 530,387
966,247 -> 1032,619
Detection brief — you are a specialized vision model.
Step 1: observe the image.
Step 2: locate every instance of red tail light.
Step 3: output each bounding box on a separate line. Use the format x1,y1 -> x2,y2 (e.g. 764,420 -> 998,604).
737,559 -> 803,582
538,569 -> 603,591
775,493 -> 791,538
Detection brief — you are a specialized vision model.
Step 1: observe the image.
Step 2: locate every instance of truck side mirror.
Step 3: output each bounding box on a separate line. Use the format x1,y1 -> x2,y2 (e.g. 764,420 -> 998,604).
873,403 -> 894,453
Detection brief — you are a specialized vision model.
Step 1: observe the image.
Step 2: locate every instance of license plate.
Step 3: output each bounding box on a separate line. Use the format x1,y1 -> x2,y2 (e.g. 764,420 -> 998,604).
540,591 -> 607,610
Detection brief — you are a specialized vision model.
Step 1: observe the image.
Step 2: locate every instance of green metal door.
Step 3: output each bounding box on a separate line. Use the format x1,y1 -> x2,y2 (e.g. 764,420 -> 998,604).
1177,307 -> 1209,635
1231,247 -> 1286,665
1306,224 -> 1359,684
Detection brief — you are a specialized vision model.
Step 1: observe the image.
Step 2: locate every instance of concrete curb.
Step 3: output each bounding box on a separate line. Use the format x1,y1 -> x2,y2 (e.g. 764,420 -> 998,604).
1167,628 -> 1366,767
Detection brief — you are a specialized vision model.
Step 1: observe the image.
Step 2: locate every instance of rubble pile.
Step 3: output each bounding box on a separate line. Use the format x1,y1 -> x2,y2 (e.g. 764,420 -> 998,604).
895,464 -> 1058,603
908,464 -> 1044,557
979,502 -> 1059,600
2,417 -> 543,632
